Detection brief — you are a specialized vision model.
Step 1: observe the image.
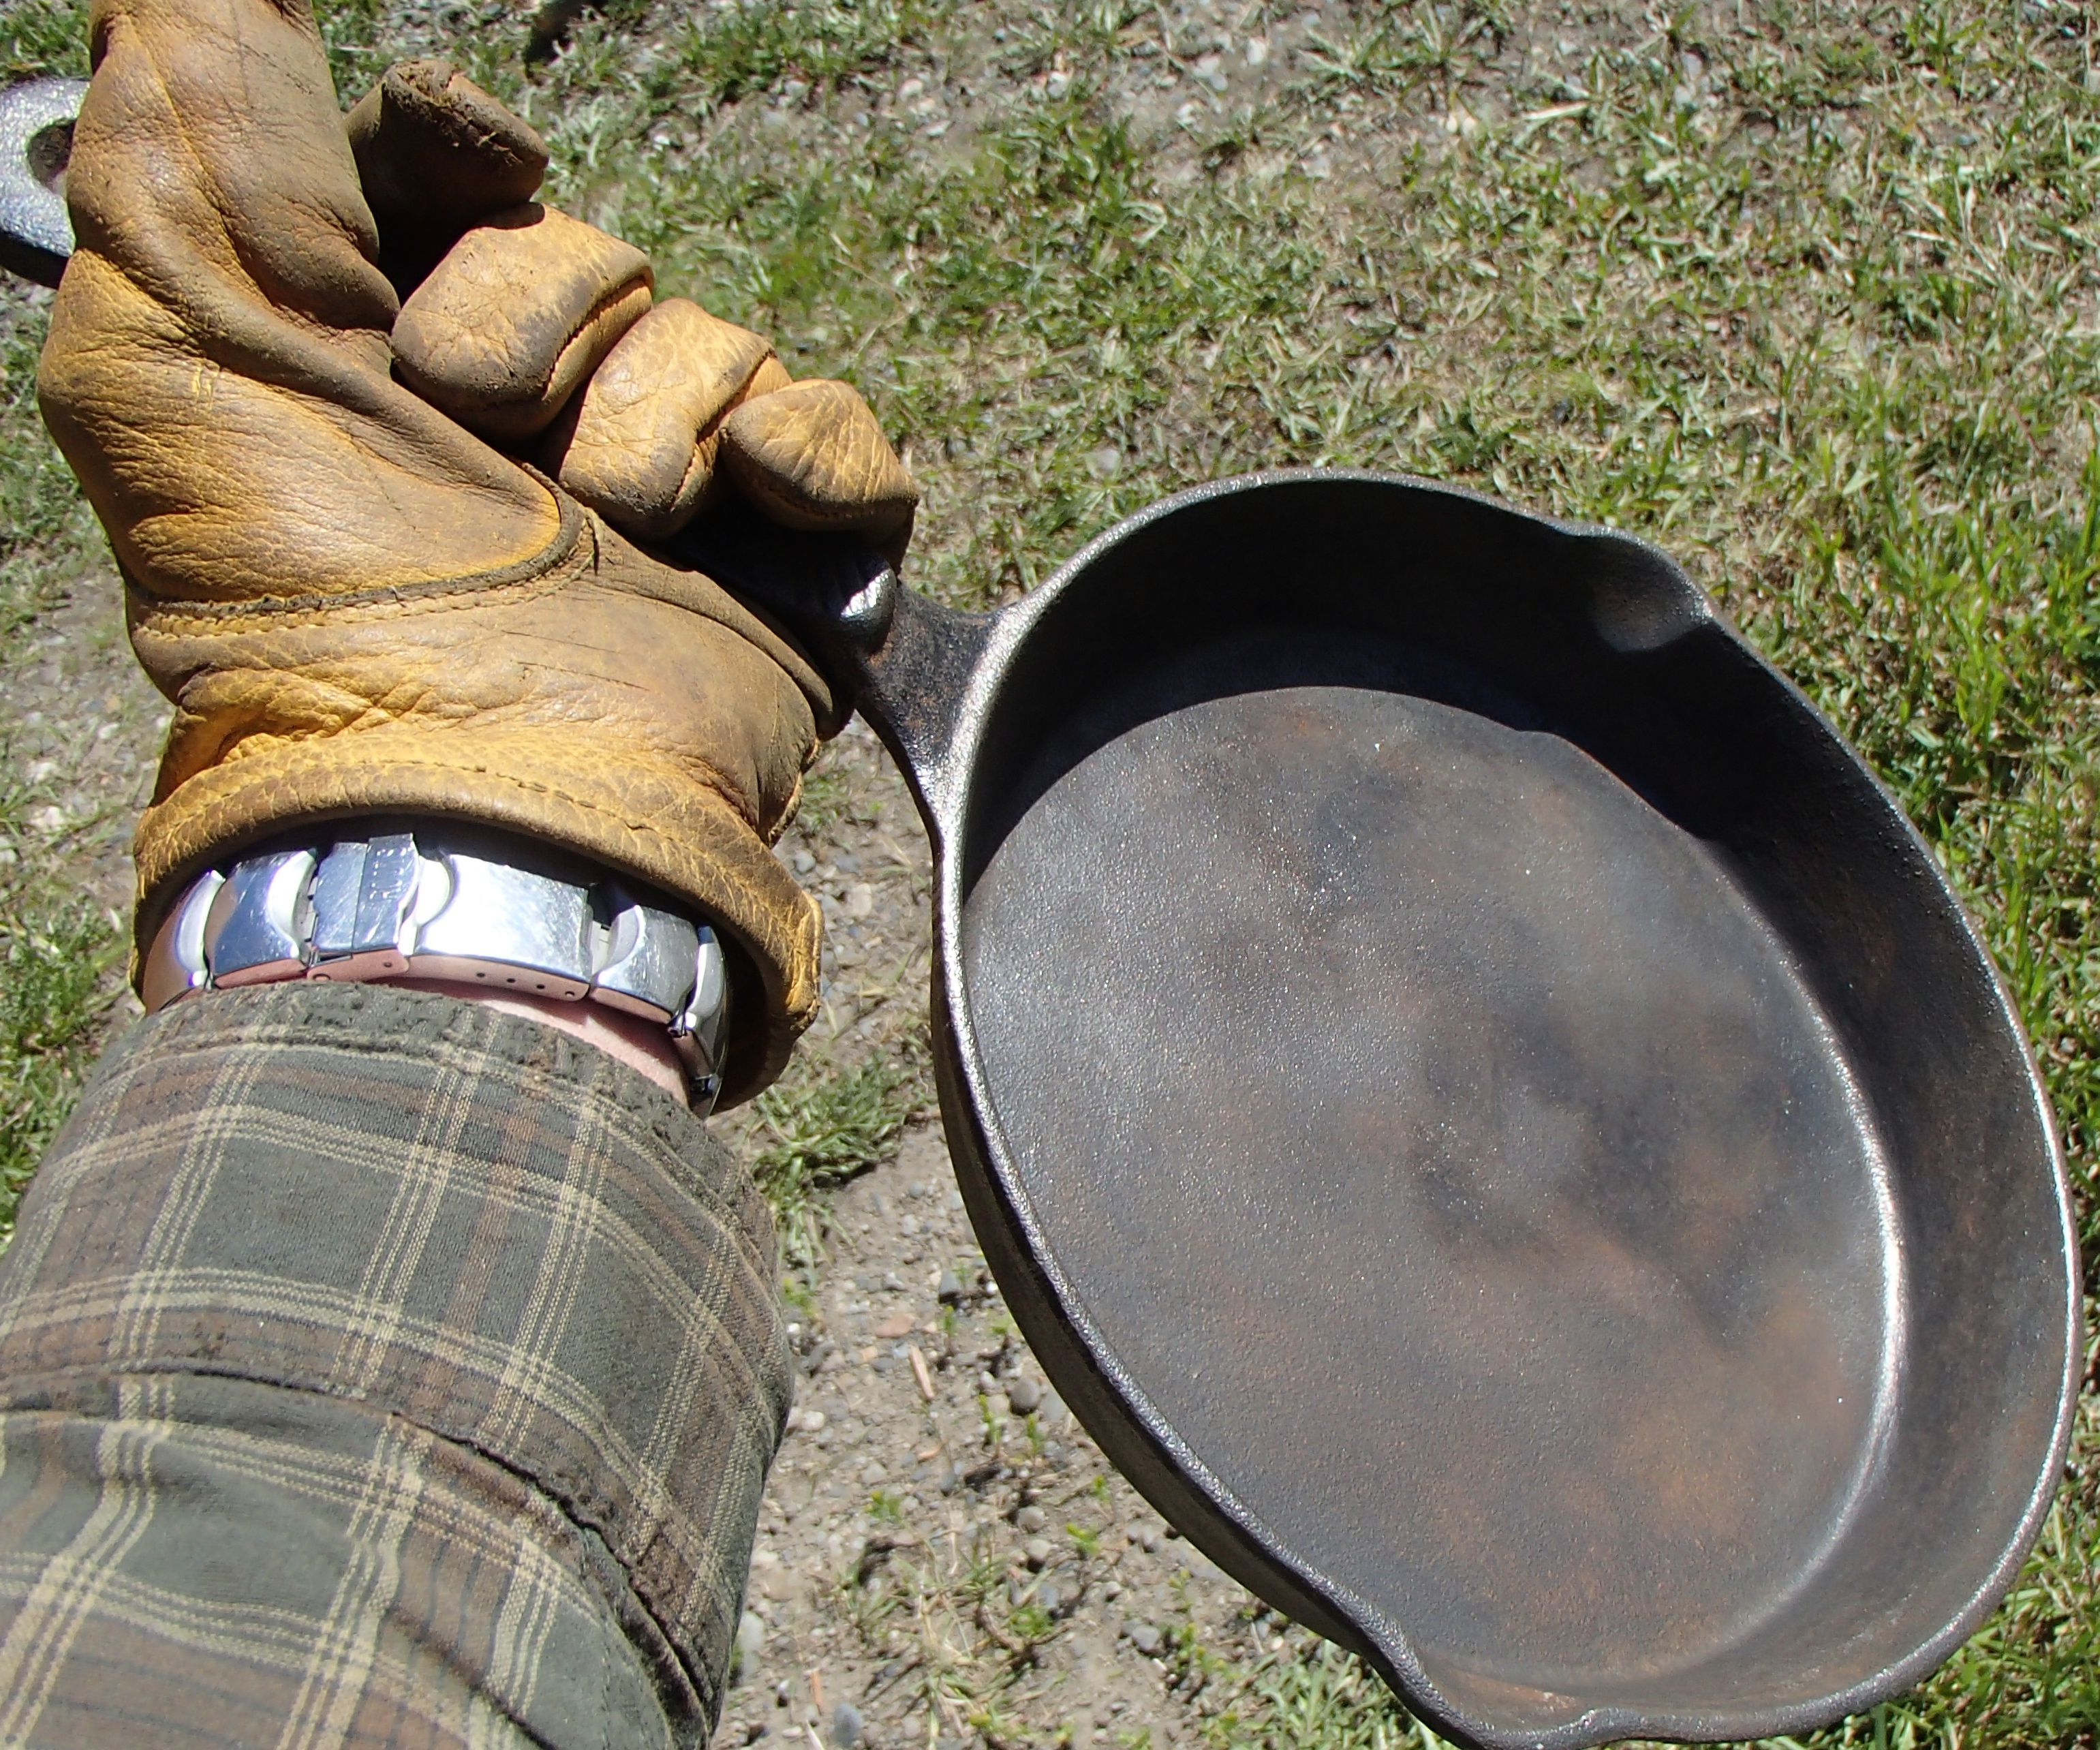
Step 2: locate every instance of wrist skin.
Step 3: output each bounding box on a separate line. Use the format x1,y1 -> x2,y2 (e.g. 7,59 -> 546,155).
369,979 -> 691,1101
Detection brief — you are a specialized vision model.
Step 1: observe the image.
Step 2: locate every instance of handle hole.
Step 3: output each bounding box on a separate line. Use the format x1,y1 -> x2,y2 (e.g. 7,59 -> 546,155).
25,119 -> 70,193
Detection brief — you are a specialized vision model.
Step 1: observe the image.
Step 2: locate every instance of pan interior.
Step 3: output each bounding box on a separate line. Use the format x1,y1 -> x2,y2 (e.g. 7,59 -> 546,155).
959,630 -> 1902,1713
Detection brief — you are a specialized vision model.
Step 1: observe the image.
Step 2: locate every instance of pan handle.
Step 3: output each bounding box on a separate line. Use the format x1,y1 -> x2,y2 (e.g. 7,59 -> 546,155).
0,78 -> 85,289
671,505 -> 998,848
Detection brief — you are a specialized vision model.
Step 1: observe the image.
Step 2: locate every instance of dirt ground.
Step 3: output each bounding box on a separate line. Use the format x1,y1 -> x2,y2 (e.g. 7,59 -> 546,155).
716,721 -> 1278,1750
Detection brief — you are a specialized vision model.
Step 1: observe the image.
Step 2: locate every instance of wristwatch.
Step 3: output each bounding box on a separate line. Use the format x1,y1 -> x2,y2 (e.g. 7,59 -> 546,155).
141,826 -> 730,1110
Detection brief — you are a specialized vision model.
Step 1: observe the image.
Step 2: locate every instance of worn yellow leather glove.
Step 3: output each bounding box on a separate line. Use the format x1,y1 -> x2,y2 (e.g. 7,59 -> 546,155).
38,1 -> 918,1102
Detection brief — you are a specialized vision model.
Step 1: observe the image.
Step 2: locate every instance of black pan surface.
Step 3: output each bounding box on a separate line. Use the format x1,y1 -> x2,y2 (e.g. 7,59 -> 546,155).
965,648 -> 1900,1696
863,473 -> 2079,1750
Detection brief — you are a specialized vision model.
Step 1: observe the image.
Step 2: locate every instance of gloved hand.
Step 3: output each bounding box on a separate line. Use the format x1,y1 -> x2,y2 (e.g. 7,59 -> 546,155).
37,0 -> 918,1103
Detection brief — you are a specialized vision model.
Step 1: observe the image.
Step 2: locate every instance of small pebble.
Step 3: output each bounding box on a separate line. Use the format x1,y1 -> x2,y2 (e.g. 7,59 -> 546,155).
937,1270 -> 965,1303
1023,1537 -> 1054,1569
1006,1377 -> 1043,1413
1127,1621 -> 1162,1657
832,1702 -> 863,1747
735,1610 -> 767,1663
1038,1580 -> 1062,1614
1015,1505 -> 1048,1533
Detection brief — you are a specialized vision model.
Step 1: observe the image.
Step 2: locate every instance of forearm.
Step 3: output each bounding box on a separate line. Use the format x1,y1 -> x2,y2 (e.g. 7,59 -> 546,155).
0,981 -> 788,1748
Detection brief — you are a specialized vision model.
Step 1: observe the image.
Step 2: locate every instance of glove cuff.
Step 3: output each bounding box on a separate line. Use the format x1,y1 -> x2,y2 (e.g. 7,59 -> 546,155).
131,733 -> 821,1107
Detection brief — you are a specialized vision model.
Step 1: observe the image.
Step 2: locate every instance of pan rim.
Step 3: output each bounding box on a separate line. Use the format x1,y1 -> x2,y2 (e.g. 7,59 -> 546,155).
924,466 -> 2081,1750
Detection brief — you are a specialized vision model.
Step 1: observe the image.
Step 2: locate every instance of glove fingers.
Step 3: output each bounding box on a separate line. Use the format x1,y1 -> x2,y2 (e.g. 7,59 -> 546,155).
719,380 -> 919,564
543,298 -> 782,539
41,0 -> 561,604
71,0 -> 388,339
393,204 -> 654,442
346,59 -> 549,294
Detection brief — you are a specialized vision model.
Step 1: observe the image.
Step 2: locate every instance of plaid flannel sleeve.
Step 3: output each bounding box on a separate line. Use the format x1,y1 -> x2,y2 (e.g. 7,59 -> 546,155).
0,980 -> 790,1749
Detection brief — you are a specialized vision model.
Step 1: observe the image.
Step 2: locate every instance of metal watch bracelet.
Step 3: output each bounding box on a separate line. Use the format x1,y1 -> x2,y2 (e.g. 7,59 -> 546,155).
142,828 -> 730,1111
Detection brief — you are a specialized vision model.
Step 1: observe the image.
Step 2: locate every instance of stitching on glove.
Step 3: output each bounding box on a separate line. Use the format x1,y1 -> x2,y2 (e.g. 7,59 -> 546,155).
125,481 -> 587,625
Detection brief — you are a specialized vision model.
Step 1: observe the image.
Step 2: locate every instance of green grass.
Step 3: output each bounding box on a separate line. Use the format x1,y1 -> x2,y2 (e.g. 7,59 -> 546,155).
0,728 -> 120,1247
749,1051 -> 919,1267
0,880 -> 119,1238
0,1 -> 88,82
2,0 -> 2099,1741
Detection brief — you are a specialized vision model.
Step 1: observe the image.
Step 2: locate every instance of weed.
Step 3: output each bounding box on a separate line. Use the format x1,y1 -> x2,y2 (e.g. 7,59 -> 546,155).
750,1053 -> 917,1265
0,891 -> 119,1238
0,1 -> 89,81
792,765 -> 854,844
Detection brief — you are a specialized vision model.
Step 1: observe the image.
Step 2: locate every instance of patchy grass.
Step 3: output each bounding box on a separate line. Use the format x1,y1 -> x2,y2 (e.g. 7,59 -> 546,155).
3,0 -> 2099,1743
0,305 -> 93,647
0,1 -> 88,82
0,721 -> 120,1245
749,1051 -> 921,1268
0,881 -> 119,1238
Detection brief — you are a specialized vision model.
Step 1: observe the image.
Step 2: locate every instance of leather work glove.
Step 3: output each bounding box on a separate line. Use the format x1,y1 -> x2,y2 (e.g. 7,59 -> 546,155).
37,0 -> 918,1103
